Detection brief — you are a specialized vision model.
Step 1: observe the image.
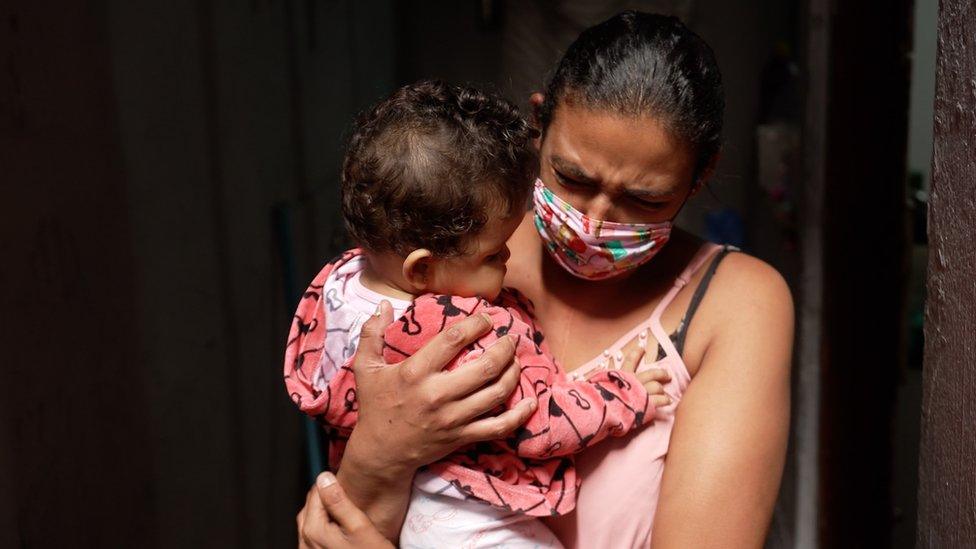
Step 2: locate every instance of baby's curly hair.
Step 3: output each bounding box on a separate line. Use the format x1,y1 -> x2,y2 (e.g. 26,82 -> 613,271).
340,80 -> 538,258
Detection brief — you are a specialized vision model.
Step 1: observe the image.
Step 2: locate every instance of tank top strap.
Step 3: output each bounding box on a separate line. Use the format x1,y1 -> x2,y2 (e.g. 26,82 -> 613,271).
647,243 -> 725,361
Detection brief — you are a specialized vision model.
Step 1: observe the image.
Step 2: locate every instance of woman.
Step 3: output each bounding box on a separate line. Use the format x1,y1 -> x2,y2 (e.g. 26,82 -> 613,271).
296,11 -> 792,548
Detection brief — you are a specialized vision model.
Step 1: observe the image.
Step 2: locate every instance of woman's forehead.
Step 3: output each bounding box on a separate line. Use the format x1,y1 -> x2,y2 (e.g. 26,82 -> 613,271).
544,104 -> 696,189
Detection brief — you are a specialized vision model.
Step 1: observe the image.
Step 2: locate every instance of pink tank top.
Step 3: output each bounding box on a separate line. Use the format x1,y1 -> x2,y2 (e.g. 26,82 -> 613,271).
544,243 -> 724,548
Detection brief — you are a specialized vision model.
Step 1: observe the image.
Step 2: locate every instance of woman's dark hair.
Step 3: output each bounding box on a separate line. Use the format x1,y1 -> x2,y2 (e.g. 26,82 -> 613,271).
540,11 -> 724,179
341,80 -> 537,257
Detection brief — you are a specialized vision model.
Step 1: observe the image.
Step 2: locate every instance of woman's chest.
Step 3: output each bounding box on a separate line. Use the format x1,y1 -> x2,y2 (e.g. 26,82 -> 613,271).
528,294 -> 661,371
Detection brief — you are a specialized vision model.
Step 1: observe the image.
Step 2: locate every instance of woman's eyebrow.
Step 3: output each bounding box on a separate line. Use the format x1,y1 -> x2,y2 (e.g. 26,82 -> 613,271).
623,185 -> 677,199
550,155 -> 598,183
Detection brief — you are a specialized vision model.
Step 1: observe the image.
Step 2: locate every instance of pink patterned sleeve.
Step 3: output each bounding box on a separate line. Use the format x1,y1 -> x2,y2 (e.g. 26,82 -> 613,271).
382,293 -> 651,460
282,255 -> 360,433
508,339 -> 651,459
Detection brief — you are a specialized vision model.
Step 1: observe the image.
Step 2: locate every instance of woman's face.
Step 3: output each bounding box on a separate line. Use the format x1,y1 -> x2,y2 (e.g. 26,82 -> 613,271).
538,102 -> 702,225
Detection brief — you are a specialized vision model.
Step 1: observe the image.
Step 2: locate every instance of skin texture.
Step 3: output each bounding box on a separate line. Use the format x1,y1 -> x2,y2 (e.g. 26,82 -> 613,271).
297,100 -> 793,547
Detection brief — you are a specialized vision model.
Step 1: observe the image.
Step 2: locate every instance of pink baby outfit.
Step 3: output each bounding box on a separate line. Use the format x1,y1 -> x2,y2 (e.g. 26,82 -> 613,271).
544,242 -> 728,548
283,249 -> 651,519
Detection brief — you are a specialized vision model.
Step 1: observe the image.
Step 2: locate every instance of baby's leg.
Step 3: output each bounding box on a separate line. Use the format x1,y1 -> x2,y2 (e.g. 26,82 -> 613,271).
399,483 -> 564,549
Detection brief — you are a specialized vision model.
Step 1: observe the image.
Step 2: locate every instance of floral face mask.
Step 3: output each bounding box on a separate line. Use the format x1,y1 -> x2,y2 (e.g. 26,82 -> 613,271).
532,179 -> 673,280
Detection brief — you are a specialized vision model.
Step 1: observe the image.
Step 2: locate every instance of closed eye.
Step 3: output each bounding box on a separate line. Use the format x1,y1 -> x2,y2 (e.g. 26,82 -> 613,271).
628,194 -> 669,210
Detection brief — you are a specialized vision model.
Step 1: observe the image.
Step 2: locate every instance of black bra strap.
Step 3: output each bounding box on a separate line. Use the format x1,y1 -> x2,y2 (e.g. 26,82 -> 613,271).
673,245 -> 735,355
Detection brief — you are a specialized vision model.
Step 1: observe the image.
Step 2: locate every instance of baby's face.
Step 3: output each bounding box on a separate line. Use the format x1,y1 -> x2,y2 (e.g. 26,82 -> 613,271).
427,213 -> 524,302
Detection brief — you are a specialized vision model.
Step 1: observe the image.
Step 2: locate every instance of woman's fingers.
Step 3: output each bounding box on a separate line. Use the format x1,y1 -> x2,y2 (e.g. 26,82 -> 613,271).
297,478 -> 337,549
315,472 -> 372,534
296,473 -> 395,549
439,335 -> 518,399
457,397 -> 537,443
353,300 -> 396,374
443,357 -> 522,426
408,313 -> 495,377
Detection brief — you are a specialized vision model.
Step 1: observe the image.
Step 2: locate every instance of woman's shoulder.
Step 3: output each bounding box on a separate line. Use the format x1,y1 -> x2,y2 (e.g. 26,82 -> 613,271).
677,238 -> 794,377
709,250 -> 793,315
670,229 -> 791,311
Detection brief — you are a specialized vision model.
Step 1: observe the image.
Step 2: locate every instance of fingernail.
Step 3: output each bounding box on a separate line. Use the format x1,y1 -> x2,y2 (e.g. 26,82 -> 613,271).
373,304 -> 382,317
666,396 -> 673,404
480,312 -> 492,326
317,471 -> 336,488
523,398 -> 537,411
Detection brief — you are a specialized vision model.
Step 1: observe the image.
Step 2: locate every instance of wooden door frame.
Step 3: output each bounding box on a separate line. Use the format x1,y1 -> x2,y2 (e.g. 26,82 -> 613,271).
917,0 -> 976,545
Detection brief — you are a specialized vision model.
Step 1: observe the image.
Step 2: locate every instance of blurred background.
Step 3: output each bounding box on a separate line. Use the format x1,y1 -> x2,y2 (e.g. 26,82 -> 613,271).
0,0 -> 959,547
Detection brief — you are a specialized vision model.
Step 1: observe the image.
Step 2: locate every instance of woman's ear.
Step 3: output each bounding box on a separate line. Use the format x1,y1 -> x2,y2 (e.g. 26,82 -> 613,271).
402,249 -> 434,293
529,92 -> 545,131
691,152 -> 721,196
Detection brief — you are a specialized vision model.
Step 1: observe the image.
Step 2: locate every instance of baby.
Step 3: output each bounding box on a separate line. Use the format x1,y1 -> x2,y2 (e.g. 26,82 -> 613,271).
284,80 -> 664,548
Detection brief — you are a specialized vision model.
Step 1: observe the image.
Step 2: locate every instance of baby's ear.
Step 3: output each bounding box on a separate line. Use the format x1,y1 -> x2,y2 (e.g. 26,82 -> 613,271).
402,249 -> 434,292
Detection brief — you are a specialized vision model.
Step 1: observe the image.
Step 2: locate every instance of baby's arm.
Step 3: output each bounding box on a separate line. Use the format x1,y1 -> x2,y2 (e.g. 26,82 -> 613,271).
511,352 -> 651,459
454,296 -> 654,459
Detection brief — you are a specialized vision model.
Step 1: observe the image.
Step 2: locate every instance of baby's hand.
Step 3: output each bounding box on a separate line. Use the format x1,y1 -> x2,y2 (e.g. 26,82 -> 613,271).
586,328 -> 673,408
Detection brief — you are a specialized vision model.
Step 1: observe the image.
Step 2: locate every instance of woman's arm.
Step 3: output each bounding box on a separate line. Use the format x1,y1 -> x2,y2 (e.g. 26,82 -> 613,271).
316,301 -> 538,542
652,255 -> 793,548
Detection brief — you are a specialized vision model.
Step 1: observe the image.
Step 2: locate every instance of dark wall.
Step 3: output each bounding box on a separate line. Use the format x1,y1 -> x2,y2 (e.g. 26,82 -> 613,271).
2,1 -> 395,546
817,0 -> 914,545
0,2 -> 155,546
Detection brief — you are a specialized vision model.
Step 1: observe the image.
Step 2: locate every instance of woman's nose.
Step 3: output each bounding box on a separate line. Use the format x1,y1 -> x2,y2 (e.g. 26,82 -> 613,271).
582,193 -> 615,221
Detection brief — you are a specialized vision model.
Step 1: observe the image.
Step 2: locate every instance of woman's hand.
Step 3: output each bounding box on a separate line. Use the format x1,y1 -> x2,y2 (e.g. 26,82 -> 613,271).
297,472 -> 393,549
585,328 -> 673,407
333,300 -> 538,540
344,299 -> 538,474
